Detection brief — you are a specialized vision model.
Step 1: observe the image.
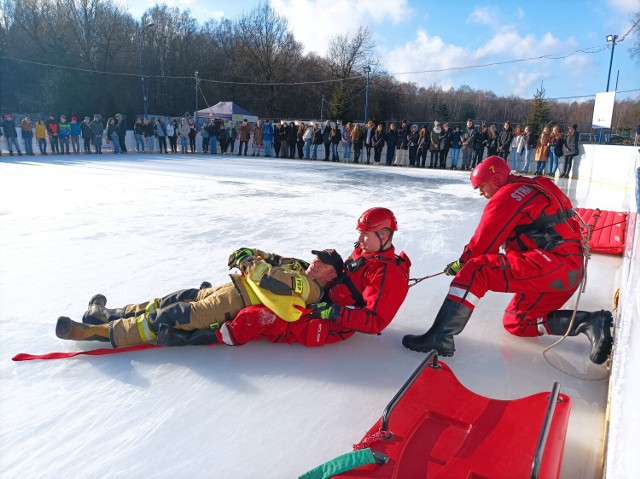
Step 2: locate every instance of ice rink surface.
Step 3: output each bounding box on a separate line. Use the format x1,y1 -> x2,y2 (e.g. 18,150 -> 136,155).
0,154 -> 617,478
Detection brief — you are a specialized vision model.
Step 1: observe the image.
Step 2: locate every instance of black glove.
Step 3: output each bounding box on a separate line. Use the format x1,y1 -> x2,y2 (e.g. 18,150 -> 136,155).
309,302 -> 340,321
228,248 -> 253,270
444,260 -> 462,276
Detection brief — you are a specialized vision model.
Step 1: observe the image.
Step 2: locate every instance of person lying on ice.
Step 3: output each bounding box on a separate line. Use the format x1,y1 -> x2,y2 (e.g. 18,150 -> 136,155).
56,207 -> 411,348
403,156 -> 613,365
55,247 -> 342,347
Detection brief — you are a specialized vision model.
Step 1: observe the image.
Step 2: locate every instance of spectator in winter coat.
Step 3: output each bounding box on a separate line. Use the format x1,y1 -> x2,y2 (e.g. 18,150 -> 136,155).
134,118 -> 145,152
486,124 -> 498,157
225,121 -> 237,154
2,114 -> 23,156
522,125 -> 537,174
19,115 -> 34,156
114,113 -> 127,153
438,122 -> 452,169
509,125 -> 525,172
385,123 -> 398,166
156,119 -> 168,153
322,121 -> 332,161
177,118 -> 191,154
238,119 -> 251,156
36,119 -> 48,155
262,119 -> 274,157
550,126 -> 564,177
450,126 -> 462,169
312,124 -> 323,160
252,120 -> 264,156
364,121 -> 375,164
342,122 -> 353,161
496,121 -> 512,161
297,123 -> 306,159
287,121 -> 298,159
70,117 -> 81,154
407,124 -> 420,167
46,114 -> 60,154
474,125 -> 487,167
56,208 -> 411,352
106,117 -> 120,154
303,122 -> 314,159
167,120 -> 178,153
90,115 -> 104,154
394,120 -> 409,166
351,123 -> 364,163
144,118 -> 157,152
429,121 -> 441,168
58,115 -> 71,154
330,123 -> 342,162
560,126 -> 578,178
372,124 -> 385,164
416,127 -> 428,168
534,126 -> 551,175
461,119 -> 477,170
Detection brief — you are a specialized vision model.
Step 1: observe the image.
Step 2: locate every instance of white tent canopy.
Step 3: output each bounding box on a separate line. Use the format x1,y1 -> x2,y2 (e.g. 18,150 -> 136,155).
195,101 -> 258,123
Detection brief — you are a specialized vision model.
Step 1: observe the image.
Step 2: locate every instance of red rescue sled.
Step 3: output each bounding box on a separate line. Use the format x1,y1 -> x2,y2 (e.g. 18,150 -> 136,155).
576,207 -> 628,255
301,352 -> 571,479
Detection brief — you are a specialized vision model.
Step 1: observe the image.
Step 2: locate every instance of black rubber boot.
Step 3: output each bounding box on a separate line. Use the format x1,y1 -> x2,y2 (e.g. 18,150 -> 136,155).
82,294 -> 125,325
56,316 -> 110,342
402,298 -> 473,356
156,324 -> 219,347
546,310 -> 613,364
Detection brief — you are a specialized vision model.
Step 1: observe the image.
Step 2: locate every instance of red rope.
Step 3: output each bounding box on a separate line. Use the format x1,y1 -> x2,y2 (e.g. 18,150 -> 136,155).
353,428 -> 391,450
12,343 -> 164,361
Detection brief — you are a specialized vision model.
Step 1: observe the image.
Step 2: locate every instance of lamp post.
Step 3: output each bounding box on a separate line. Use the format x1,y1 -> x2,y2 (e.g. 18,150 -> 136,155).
363,65 -> 371,124
599,34 -> 617,144
137,22 -> 156,118
605,34 -> 617,92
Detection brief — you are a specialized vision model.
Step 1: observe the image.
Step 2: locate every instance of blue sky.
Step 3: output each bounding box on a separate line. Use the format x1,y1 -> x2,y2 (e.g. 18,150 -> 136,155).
121,0 -> 640,101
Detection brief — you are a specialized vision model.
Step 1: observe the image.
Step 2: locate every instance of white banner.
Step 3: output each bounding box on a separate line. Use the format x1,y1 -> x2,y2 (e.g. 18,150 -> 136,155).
592,91 -> 616,129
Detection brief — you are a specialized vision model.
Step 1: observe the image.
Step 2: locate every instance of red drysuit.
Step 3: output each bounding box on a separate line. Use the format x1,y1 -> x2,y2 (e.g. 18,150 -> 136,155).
449,175 -> 584,336
217,246 -> 411,347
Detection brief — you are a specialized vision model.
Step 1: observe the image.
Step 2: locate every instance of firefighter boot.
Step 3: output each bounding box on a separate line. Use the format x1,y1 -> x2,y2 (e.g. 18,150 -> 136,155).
546,310 -> 613,364
156,324 -> 219,346
82,294 -> 125,325
402,298 -> 473,356
56,316 -> 110,342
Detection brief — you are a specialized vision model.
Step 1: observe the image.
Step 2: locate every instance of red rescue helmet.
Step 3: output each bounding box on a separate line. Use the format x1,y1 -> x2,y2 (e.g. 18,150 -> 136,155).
357,207 -> 398,232
470,156 -> 511,189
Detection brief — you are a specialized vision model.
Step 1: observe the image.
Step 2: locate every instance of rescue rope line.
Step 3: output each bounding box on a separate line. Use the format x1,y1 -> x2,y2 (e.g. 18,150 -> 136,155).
408,271 -> 445,287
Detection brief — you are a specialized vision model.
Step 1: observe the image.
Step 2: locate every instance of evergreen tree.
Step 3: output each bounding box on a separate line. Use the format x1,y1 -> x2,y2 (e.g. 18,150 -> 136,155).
526,83 -> 550,135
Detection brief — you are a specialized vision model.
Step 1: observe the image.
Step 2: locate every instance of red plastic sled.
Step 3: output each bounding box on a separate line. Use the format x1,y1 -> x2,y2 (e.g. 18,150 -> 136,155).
576,207 -> 628,255
301,352 -> 571,479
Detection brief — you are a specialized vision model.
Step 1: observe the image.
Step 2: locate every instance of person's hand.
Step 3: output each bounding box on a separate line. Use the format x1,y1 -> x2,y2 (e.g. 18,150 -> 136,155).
444,260 -> 462,276
309,302 -> 340,321
228,248 -> 253,269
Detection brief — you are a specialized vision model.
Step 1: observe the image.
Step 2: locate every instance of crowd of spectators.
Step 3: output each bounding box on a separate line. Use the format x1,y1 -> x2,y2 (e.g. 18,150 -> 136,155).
1,113 -> 581,178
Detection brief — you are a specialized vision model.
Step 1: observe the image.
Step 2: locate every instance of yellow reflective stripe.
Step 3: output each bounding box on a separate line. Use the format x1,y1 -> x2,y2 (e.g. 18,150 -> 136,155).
249,262 -> 270,284
292,272 -> 310,302
145,299 -> 160,315
136,315 -> 157,342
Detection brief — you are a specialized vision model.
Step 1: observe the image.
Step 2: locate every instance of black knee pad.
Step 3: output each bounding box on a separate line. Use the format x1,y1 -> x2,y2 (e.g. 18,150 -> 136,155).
149,302 -> 191,332
158,289 -> 199,308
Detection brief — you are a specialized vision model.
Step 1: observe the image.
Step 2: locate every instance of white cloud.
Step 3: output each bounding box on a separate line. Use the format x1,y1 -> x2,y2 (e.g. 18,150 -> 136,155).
606,0 -> 639,14
467,7 -> 498,27
272,0 -> 410,55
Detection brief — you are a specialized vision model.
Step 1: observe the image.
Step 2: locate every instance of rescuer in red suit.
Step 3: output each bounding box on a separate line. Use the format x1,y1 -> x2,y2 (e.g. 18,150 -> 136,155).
219,207 -> 411,347
402,156 -> 613,364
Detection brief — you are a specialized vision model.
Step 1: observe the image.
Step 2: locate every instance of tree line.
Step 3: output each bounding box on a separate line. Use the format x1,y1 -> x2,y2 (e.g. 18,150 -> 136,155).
1,0 -> 639,139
